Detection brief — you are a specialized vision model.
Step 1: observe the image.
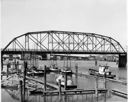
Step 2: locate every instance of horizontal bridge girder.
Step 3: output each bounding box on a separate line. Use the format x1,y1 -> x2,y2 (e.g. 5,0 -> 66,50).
1,50 -> 126,55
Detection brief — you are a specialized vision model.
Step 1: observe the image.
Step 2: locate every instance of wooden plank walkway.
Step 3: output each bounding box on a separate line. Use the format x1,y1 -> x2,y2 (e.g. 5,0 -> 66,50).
30,89 -> 107,96
26,76 -> 58,90
111,89 -> 127,99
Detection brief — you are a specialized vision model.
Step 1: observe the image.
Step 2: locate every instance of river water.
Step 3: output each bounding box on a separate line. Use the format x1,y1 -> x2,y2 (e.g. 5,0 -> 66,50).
1,60 -> 127,102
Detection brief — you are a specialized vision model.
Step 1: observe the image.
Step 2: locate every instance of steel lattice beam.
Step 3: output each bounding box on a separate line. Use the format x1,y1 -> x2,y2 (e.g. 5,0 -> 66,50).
1,30 -> 126,55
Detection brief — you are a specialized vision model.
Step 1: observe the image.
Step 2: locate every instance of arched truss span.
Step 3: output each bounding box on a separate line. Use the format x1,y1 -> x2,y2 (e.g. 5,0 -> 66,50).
2,30 -> 126,54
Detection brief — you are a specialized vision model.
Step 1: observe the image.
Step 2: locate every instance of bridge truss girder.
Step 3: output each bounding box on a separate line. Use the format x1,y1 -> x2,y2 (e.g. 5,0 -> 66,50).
1,30 -> 127,68
2,30 -> 126,54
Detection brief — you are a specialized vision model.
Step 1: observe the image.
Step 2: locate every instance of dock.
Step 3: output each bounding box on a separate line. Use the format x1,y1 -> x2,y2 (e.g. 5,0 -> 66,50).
111,89 -> 127,99
73,71 -> 127,85
26,76 -> 58,90
30,89 -> 107,96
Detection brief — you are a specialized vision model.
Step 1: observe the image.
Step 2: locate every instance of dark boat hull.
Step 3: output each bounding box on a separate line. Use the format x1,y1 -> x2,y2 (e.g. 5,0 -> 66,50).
89,69 -> 116,79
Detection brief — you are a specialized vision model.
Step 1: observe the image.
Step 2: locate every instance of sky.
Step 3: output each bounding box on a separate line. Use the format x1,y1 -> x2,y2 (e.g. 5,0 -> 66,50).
1,0 -> 127,49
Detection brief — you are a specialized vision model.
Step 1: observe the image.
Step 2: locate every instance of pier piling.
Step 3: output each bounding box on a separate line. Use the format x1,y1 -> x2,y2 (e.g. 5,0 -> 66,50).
23,61 -> 27,101
20,80 -> 23,102
95,76 -> 98,102
64,72 -> 67,90
44,65 -> 47,91
7,63 -> 10,78
75,64 -> 78,86
59,79 -> 62,101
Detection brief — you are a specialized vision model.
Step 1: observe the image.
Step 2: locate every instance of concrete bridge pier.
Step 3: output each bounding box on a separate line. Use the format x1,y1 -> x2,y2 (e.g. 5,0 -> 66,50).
118,53 -> 127,68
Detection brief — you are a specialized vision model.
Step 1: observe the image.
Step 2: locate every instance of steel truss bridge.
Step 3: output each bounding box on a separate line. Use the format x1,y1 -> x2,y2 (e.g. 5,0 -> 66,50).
1,30 -> 127,67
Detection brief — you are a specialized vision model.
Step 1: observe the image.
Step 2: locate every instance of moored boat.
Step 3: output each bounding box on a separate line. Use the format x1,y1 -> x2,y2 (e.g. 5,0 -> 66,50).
61,67 -> 73,75
89,65 -> 116,79
55,74 -> 77,90
49,64 -> 61,72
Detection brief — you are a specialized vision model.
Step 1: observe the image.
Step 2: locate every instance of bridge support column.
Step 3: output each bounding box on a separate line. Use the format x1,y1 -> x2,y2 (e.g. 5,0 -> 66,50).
118,53 -> 127,68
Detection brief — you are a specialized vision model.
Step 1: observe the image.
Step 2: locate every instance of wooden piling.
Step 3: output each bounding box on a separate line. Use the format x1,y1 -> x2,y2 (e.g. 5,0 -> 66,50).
59,79 -> 62,101
43,65 -> 47,102
75,64 -> 78,86
104,76 -> 106,102
23,61 -> 27,101
95,76 -> 98,102
95,60 -> 97,66
44,65 -> 47,91
1,54 -> 4,80
64,72 -> 67,90
1,54 -> 3,72
14,59 -> 17,71
7,63 -> 10,78
20,80 -> 23,102
17,61 -> 19,75
14,60 -> 17,74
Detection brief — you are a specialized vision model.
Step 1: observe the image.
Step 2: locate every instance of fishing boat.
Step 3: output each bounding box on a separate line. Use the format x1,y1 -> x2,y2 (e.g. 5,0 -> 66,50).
61,67 -> 73,75
2,80 -> 18,90
27,66 -> 50,76
1,84 -> 18,90
29,88 -> 44,95
49,64 -> 61,72
27,70 -> 44,76
1,71 -> 7,76
89,65 -> 116,79
55,74 -> 77,90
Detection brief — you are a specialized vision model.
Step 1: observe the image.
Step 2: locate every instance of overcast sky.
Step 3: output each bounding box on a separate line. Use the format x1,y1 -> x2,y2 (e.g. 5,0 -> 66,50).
1,0 -> 127,49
